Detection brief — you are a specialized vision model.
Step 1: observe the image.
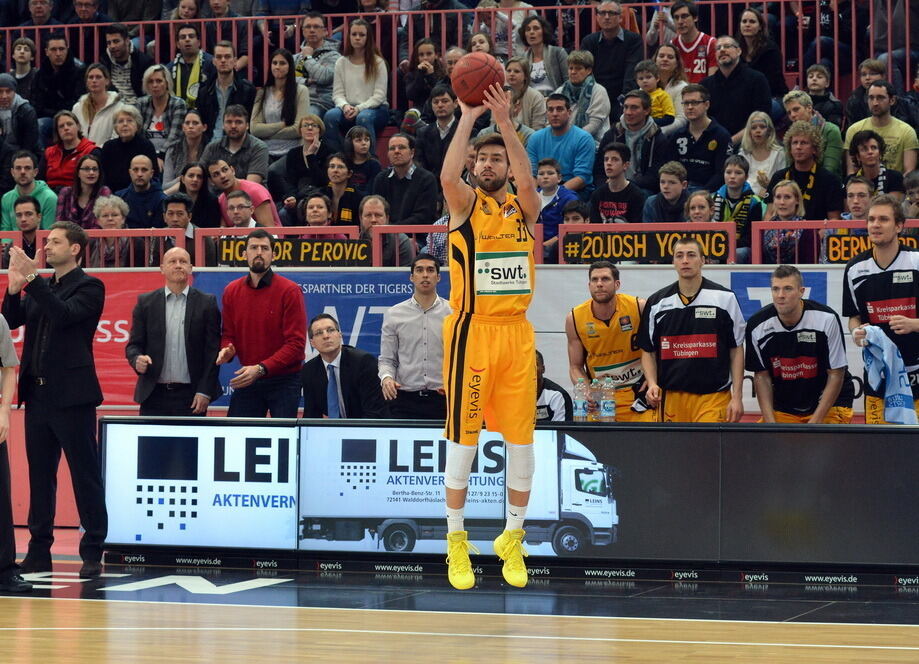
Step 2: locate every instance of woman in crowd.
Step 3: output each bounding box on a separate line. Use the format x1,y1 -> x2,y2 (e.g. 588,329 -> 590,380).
520,15 -> 568,96
278,114 -> 334,204
467,31 -> 497,58
737,111 -> 787,198
344,125 -> 381,193
684,190 -> 715,223
357,0 -> 397,67
178,163 -> 222,228
404,39 -> 448,109
299,193 -> 348,239
56,154 -> 112,229
736,7 -> 787,119
89,195 -> 145,267
43,110 -> 99,191
163,109 -> 208,191
72,64 -> 126,146
326,19 -> 388,150
505,57 -> 546,130
654,44 -> 687,135
764,180 -> 805,263
324,153 -> 362,226
252,48 -> 311,159
136,64 -> 187,164
101,105 -> 159,193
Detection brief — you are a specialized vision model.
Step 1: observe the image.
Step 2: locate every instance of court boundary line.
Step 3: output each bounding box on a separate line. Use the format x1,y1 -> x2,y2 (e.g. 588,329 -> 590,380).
1,624 -> 918,650
2,595 -> 919,630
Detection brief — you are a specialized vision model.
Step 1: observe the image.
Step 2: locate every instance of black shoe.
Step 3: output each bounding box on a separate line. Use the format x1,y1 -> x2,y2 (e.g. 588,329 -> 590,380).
79,561 -> 102,579
19,556 -> 52,573
0,574 -> 33,593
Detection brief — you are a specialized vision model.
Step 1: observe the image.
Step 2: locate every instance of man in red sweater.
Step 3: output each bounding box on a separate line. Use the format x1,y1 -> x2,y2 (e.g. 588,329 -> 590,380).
216,229 -> 306,417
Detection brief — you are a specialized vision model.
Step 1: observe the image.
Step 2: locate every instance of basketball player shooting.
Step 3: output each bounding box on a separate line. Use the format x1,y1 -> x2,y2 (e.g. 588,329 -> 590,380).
439,84 -> 541,590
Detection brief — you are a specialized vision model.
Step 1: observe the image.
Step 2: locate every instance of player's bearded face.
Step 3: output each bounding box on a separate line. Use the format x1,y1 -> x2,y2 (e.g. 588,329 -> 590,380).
475,151 -> 509,193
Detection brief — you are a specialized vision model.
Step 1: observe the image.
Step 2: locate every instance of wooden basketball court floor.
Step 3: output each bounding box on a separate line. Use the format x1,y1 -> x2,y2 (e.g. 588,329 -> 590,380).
2,531 -> 919,662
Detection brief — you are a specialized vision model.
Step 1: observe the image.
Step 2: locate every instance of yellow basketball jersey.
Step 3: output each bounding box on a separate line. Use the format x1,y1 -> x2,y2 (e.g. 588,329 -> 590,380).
571,294 -> 643,387
448,188 -> 534,316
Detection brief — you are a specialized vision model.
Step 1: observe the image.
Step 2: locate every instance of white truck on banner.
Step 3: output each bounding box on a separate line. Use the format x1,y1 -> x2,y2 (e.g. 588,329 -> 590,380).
298,426 -> 618,556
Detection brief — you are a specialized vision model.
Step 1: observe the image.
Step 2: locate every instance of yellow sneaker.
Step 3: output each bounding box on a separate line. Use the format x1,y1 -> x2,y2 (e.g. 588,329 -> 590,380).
446,531 -> 479,590
493,529 -> 529,588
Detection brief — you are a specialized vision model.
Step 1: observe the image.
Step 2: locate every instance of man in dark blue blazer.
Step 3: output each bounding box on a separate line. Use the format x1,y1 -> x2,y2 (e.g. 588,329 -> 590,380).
301,313 -> 387,419
2,220 -> 107,578
125,246 -> 222,416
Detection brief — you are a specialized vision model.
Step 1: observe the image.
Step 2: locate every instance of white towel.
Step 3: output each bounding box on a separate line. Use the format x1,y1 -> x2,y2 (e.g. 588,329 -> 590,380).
862,325 -> 918,425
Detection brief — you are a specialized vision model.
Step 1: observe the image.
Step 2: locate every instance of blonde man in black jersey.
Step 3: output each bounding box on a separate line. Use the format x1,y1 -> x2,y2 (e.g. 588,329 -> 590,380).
638,236 -> 746,422
844,194 -> 919,422
439,85 -> 540,591
747,264 -> 853,423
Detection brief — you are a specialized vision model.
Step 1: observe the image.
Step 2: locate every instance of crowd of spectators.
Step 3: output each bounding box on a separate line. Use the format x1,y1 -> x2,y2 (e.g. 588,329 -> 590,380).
0,0 -> 912,266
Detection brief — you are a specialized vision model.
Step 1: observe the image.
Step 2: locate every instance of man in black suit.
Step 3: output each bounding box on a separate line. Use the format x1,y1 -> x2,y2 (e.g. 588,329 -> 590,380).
2,221 -> 107,578
301,313 -> 387,419
125,246 -> 222,416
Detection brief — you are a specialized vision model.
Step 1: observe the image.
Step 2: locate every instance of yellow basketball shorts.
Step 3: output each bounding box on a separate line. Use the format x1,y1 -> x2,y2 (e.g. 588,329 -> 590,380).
615,387 -> 657,422
443,312 -> 536,446
759,407 -> 854,424
865,396 -> 919,424
661,390 -> 730,423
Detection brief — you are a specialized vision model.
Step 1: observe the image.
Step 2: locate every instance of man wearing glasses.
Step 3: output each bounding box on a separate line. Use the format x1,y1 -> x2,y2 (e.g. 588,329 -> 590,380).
580,1 -> 642,121
667,84 -> 731,192
701,36 -> 771,144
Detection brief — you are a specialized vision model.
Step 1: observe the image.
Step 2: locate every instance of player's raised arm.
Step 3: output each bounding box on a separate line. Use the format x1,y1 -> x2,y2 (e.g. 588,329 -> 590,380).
440,100 -> 488,230
480,85 -> 540,233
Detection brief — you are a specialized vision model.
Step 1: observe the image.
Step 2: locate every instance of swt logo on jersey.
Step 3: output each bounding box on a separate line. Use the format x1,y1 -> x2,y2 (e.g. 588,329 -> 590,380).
660,334 -> 718,360
771,356 -> 819,380
866,298 -> 917,323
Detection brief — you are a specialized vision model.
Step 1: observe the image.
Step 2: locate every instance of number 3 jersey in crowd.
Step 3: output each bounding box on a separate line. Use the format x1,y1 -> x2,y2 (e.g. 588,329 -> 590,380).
637,278 -> 745,394
745,300 -> 854,415
842,246 -> 919,399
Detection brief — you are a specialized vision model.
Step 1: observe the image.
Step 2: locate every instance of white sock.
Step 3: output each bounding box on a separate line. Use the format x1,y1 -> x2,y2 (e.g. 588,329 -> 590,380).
505,503 -> 527,532
447,507 -> 464,534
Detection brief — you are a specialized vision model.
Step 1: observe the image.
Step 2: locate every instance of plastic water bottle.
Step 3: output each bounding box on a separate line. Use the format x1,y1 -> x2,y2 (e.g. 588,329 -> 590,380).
573,378 -> 588,422
600,377 -> 617,422
587,379 -> 602,422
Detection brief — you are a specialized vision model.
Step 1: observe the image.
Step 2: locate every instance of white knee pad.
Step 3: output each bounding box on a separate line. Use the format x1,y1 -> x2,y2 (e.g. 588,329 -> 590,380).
444,441 -> 477,490
505,442 -> 535,493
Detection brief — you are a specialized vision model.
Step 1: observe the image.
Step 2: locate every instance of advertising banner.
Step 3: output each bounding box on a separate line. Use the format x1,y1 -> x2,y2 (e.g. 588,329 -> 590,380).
104,420 -> 299,549
103,419 -> 919,566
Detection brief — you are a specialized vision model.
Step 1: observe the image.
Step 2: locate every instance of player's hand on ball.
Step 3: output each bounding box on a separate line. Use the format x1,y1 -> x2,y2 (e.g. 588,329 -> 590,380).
480,84 -> 512,124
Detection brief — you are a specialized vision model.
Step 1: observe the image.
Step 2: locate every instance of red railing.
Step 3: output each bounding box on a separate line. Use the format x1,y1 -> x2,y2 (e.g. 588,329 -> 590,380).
28,228 -> 185,269
3,0 -> 911,108
751,219 -> 919,264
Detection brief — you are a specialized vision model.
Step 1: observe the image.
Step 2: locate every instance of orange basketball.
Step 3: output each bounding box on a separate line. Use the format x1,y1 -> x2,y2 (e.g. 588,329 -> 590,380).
450,52 -> 506,106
